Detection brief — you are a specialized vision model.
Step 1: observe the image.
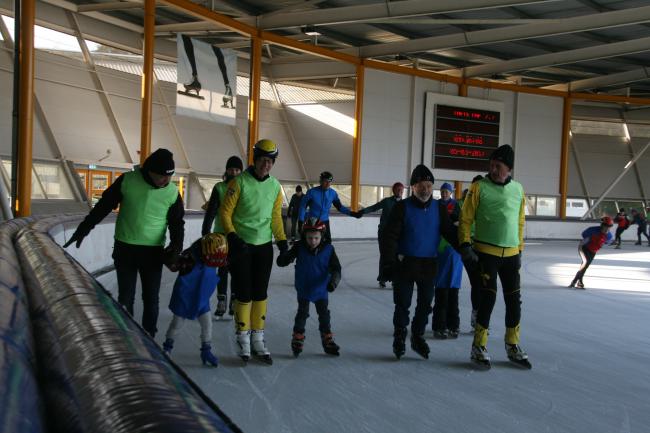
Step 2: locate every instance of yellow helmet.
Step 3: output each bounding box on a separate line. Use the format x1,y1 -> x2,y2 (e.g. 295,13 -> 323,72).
201,233 -> 228,267
253,139 -> 278,161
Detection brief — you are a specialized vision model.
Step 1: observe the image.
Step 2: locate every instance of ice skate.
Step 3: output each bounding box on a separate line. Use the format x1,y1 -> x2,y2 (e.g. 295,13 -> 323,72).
433,329 -> 448,340
214,295 -> 227,320
200,342 -> 219,367
228,298 -> 234,316
291,332 -> 305,357
470,345 -> 491,370
177,75 -> 205,100
162,338 -> 174,356
568,278 -> 577,288
447,329 -> 459,339
410,334 -> 430,359
321,332 -> 340,356
393,327 -> 407,359
575,280 -> 585,289
635,241 -> 642,245
222,84 -> 234,108
378,280 -> 387,289
506,343 -> 532,369
615,244 -> 621,249
251,330 -> 273,365
236,330 -> 251,363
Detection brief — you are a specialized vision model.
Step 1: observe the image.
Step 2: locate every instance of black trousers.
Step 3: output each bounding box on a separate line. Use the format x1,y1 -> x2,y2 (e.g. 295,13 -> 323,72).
293,298 -> 331,334
463,260 -> 483,311
216,265 -> 235,298
112,241 -> 164,337
377,228 -> 385,282
572,245 -> 596,284
637,225 -> 649,243
290,216 -> 303,240
432,288 -> 460,331
229,242 -> 273,302
393,273 -> 435,337
475,252 -> 521,330
615,227 -> 626,245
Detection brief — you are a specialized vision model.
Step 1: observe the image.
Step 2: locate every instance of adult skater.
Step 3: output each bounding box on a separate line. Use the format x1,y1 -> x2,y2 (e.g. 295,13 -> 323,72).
64,149 -> 184,338
381,165 -> 458,360
162,233 -> 229,366
629,208 -> 650,246
458,144 -> 531,369
431,183 -> 463,339
219,139 -> 288,364
287,185 -> 305,242
568,217 -> 614,289
358,182 -> 404,288
202,155 -> 243,319
298,171 -> 361,242
612,208 -> 630,249
277,218 -> 342,357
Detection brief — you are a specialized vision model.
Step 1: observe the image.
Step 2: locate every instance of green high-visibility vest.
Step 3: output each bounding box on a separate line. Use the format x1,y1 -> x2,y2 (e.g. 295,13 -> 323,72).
232,171 -> 280,245
474,178 -> 523,248
212,181 -> 228,234
115,169 -> 178,246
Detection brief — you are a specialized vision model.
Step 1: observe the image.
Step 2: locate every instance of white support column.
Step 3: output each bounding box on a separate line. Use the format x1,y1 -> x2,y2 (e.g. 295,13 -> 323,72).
569,132 -> 592,218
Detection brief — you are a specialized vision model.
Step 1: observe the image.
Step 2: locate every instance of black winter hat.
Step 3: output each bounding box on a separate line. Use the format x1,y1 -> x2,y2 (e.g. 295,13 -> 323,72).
410,164 -> 434,186
226,156 -> 243,171
490,144 -> 514,170
144,148 -> 175,175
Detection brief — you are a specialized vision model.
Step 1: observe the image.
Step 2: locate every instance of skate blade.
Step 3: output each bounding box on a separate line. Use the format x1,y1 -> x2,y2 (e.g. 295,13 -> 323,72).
240,356 -> 250,364
509,358 -> 532,369
292,351 -> 301,358
254,354 -> 273,365
471,358 -> 492,370
213,314 -> 231,321
177,90 -> 205,100
324,350 -> 340,356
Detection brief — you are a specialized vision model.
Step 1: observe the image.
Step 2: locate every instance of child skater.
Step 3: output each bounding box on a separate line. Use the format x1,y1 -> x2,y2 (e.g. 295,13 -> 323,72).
568,217 -> 613,289
276,218 -> 342,357
162,233 -> 228,366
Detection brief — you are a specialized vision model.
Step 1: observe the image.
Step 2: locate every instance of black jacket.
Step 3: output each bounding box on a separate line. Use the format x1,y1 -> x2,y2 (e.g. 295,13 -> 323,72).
380,196 -> 458,280
75,171 -> 185,253
287,193 -> 303,219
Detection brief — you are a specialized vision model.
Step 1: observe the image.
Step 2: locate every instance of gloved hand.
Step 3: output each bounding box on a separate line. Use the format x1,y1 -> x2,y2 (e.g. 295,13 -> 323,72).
381,262 -> 395,282
459,244 -> 479,266
63,226 -> 89,248
328,272 -> 341,292
327,281 -> 337,292
227,232 -> 248,263
277,240 -> 288,255
351,211 -> 363,219
163,245 -> 181,272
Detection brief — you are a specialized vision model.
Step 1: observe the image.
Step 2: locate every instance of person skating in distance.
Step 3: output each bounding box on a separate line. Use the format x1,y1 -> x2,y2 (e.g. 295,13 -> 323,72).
568,217 -> 614,289
277,218 -> 342,357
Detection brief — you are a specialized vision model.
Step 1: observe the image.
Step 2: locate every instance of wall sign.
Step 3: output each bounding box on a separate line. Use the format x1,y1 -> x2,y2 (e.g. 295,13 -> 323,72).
433,104 -> 500,172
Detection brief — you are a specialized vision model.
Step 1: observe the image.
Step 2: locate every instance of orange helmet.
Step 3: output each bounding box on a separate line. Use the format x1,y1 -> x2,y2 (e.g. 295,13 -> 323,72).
201,233 -> 228,267
303,218 -> 326,233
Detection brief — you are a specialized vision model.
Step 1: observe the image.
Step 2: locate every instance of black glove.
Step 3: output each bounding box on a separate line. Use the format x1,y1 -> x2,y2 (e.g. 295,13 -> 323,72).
277,240 -> 288,255
227,232 -> 248,263
459,244 -> 479,266
63,224 -> 90,248
327,281 -> 336,292
328,272 -> 341,292
381,262 -> 395,282
163,245 -> 182,272
351,211 -> 363,219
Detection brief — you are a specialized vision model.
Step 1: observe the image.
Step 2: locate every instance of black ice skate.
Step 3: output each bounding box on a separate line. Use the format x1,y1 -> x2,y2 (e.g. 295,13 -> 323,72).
393,327 -> 407,359
251,330 -> 273,365
321,332 -> 340,356
447,329 -> 460,339
177,75 -> 205,100
214,295 -> 227,320
222,84 -> 234,108
575,280 -> 585,289
291,332 -> 305,357
506,343 -> 532,369
228,298 -> 235,316
410,334 -> 430,359
471,345 -> 491,370
433,329 -> 448,340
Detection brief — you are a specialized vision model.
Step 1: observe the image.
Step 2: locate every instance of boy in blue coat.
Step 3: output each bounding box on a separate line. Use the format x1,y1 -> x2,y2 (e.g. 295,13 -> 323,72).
277,218 -> 342,356
162,233 -> 228,366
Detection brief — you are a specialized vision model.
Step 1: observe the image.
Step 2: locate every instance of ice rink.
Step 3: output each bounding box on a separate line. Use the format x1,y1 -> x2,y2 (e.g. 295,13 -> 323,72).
100,240 -> 650,433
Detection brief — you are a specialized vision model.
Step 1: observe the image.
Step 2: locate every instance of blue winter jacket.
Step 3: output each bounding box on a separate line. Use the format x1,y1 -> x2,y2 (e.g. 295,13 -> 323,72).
299,186 -> 351,222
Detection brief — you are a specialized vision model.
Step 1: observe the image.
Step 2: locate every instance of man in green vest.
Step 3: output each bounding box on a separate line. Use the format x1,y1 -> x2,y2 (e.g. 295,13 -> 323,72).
202,155 -> 243,319
219,139 -> 288,365
458,145 -> 531,370
64,148 -> 185,338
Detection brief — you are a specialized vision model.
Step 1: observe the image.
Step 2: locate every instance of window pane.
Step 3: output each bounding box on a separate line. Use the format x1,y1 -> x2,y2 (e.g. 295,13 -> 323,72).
590,200 -> 618,218
524,196 -> 536,216
536,197 -> 557,217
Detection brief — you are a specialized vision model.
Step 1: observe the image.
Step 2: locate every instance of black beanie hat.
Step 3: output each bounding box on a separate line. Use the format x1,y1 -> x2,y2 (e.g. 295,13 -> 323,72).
490,144 -> 514,170
144,148 -> 175,175
226,156 -> 243,171
410,164 -> 434,186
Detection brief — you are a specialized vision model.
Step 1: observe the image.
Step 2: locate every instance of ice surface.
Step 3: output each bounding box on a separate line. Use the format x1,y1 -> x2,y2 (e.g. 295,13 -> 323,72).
99,240 -> 650,433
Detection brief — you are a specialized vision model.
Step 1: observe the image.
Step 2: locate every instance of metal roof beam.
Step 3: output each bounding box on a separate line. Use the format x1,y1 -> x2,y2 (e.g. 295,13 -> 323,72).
458,36 -> 650,78
544,68 -> 650,92
256,0 -> 556,29
355,5 -> 650,58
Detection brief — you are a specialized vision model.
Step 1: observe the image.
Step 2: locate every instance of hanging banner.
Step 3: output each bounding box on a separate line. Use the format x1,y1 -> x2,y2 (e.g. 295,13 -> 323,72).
176,34 -> 237,125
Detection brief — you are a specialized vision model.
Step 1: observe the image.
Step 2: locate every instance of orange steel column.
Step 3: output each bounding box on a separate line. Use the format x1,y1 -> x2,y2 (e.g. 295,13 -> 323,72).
247,36 -> 262,166
559,97 -> 572,219
458,81 -> 468,97
455,181 -> 463,197
16,0 -> 35,216
351,63 -> 364,212
139,0 -> 155,165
